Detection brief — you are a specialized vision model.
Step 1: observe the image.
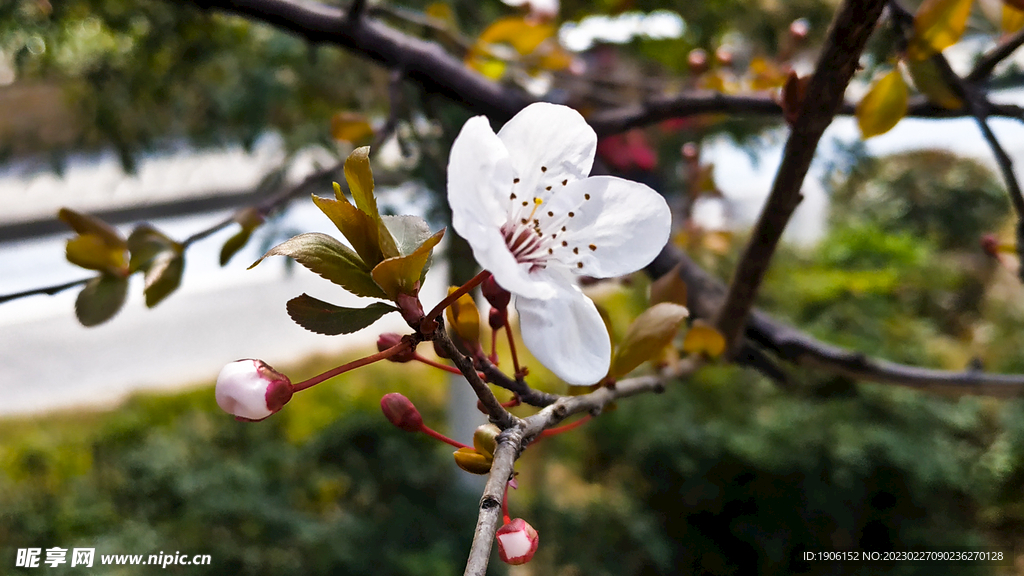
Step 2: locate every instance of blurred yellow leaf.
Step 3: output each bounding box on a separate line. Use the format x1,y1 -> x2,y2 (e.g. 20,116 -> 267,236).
58,208 -> 125,250
453,447 -> 492,475
1003,3 -> 1024,32
66,234 -> 128,275
856,69 -> 908,139
312,194 -> 384,267
908,0 -> 973,59
331,112 -> 374,143
649,265 -> 688,308
465,17 -> 558,78
344,147 -> 399,259
906,57 -> 963,109
445,286 -> 481,345
747,56 -> 787,91
371,229 -> 445,300
473,424 -> 500,459
610,302 -> 689,378
425,2 -> 456,27
682,320 -> 727,358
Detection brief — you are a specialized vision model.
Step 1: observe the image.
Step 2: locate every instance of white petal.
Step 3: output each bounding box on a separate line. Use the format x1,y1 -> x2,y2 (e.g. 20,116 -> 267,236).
498,531 -> 533,559
556,176 -> 671,278
497,103 -> 597,205
516,283 -> 610,385
447,115 -> 557,300
216,360 -> 272,420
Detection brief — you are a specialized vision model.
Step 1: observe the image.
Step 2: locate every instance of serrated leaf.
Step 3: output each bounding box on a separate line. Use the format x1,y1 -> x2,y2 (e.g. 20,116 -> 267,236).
251,232 -> 387,299
906,57 -> 963,109
311,194 -> 384,267
144,250 -> 184,308
127,224 -> 177,273
908,0 -> 973,59
58,208 -> 125,249
382,215 -> 433,257
75,274 -> 128,327
445,286 -> 480,345
286,294 -> 397,335
66,234 -> 128,274
856,69 -> 909,139
331,111 -> 374,143
650,264 -> 688,307
219,227 -> 253,266
610,303 -> 689,378
371,229 -> 445,300
344,147 -> 400,259
682,319 -> 727,358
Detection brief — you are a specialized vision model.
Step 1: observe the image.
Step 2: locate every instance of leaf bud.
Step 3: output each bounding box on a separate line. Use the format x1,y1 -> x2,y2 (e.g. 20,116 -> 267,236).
380,392 -> 423,432
216,359 -> 293,422
496,518 -> 539,565
473,424 -> 501,458
452,447 -> 493,475
481,274 -> 511,311
789,18 -> 810,41
377,333 -> 416,362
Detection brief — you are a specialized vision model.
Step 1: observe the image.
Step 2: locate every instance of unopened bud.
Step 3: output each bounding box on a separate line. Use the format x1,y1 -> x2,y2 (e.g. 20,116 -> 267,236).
378,333 -> 416,362
489,307 -> 507,331
789,18 -> 810,41
445,287 -> 481,345
216,359 -> 293,422
453,447 -> 493,474
380,392 -> 423,432
473,424 -> 501,458
481,275 -> 511,310
496,518 -> 539,565
715,47 -> 733,67
687,48 -> 708,74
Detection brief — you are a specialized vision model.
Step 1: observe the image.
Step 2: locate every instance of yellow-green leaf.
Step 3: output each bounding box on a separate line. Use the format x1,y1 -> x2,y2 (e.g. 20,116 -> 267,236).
286,294 -> 397,336
908,0 -> 973,59
330,111 -> 374,143
75,274 -> 128,327
453,447 -> 493,475
143,250 -> 184,308
682,320 -> 727,358
371,229 -> 445,300
610,302 -> 689,379
1003,3 -> 1024,32
219,227 -> 253,267
473,424 -> 500,459
251,232 -> 387,299
445,286 -> 481,345
906,57 -> 963,109
66,234 -> 128,275
58,208 -> 125,249
856,69 -> 909,139
312,194 -> 385,267
649,265 -> 688,308
343,147 -> 399,259
127,224 -> 178,273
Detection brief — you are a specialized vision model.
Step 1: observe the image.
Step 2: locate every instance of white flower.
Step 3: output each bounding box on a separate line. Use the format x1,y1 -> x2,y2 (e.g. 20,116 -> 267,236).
215,359 -> 293,421
447,103 -> 671,385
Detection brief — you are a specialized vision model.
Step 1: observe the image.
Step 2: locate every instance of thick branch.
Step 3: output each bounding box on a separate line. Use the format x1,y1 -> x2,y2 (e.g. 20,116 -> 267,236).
714,0 -> 887,350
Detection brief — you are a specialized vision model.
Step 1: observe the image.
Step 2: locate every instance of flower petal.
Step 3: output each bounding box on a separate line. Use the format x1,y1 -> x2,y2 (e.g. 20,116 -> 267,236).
553,176 -> 671,278
516,281 -> 610,385
497,103 -> 597,205
448,115 -> 557,300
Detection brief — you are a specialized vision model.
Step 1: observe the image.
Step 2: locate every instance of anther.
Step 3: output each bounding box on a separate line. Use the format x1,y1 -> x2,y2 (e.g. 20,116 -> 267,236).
577,262 -> 583,268
562,179 -> 568,185
521,218 -> 528,224
541,166 -> 547,172
561,226 -> 566,231
514,178 -> 520,183
545,186 -> 552,191
522,201 -> 528,206
584,194 -> 591,200
573,247 -> 578,254
562,241 -> 568,247
589,244 -> 596,251
547,211 -> 554,217
511,193 -> 517,200
568,212 -> 575,217
548,248 -> 553,254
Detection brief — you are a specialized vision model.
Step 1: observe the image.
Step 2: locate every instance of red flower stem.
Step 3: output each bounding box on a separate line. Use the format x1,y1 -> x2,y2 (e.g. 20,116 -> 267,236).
413,353 -> 464,375
502,479 -> 511,524
504,322 -> 522,376
418,424 -> 471,450
540,414 -> 592,437
490,328 -> 499,365
424,269 -> 490,323
292,340 -> 412,392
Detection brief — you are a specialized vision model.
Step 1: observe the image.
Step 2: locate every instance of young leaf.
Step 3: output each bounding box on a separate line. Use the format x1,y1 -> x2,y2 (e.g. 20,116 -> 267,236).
610,303 -> 689,379
66,234 -> 128,275
371,229 -> 445,300
311,194 -> 384,266
445,287 -> 481,345
906,57 -> 963,109
144,250 -> 184,308
343,147 -> 400,259
127,224 -> 177,273
219,227 -> 253,266
286,294 -> 397,335
649,265 -> 688,307
856,69 -> 909,139
251,232 -> 387,299
908,0 -> 973,59
75,274 -> 129,327
330,111 -> 374,143
58,208 -> 125,249
382,215 -> 433,257
682,319 -> 727,358
452,447 -> 493,475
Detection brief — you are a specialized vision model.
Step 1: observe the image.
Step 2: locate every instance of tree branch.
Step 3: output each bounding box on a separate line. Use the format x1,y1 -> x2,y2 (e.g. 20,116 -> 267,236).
966,26 -> 1024,84
432,323 -> 517,429
714,0 -> 888,351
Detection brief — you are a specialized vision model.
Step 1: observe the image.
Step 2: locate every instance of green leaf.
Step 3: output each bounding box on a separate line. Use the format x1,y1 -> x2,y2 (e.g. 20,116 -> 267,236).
286,294 -> 397,335
75,274 -> 129,327
610,302 -> 689,378
856,69 -> 909,139
371,229 -> 445,300
311,194 -> 385,266
66,234 -> 128,274
382,215 -> 433,257
909,0 -> 973,59
251,232 -> 387,299
58,208 -> 125,249
219,227 -> 253,267
344,147 -> 399,259
144,251 -> 184,308
906,57 -> 963,109
127,224 -> 178,273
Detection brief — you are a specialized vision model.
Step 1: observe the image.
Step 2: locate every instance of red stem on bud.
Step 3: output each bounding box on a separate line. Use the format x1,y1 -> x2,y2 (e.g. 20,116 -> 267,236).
419,424 -> 471,450
540,414 -> 592,437
292,339 -> 413,392
423,270 -> 491,329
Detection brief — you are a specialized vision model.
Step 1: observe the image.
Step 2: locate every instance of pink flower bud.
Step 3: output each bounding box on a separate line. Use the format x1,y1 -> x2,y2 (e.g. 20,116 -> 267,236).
496,518 -> 539,565
481,275 -> 511,311
378,333 -> 416,362
396,293 -> 425,326
380,392 -> 423,432
488,307 -> 507,331
215,359 -> 293,422
687,48 -> 708,74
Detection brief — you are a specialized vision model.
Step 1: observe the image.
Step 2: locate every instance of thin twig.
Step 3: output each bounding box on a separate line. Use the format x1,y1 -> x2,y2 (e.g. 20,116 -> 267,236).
714,0 -> 888,351
966,26 -> 1024,84
433,323 -> 516,429
0,277 -> 91,304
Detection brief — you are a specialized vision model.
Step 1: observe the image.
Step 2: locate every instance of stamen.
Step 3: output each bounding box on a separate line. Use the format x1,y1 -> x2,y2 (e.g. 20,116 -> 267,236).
577,262 -> 583,268
589,244 -> 597,251
514,178 -> 520,183
562,179 -> 568,185
573,247 -> 579,254
541,166 -> 547,172
526,198 -> 543,221
545,186 -> 552,191
568,212 -> 575,217
547,211 -> 554,217
584,194 -> 590,200
511,193 -> 517,200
